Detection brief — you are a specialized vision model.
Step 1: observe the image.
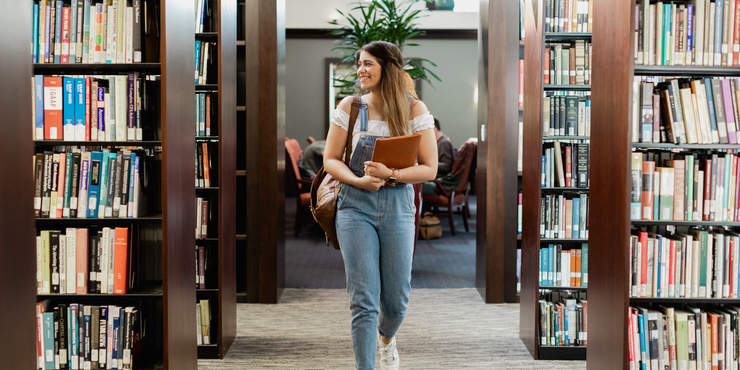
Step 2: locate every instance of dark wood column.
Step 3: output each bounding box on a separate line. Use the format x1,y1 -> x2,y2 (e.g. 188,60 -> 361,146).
520,0 -> 543,357
587,0 -> 634,367
245,0 -> 286,303
162,1 -> 197,368
0,1 -> 35,368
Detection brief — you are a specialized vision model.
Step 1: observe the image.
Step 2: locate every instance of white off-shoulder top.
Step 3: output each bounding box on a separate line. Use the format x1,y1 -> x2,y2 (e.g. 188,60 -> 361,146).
330,108 -> 435,152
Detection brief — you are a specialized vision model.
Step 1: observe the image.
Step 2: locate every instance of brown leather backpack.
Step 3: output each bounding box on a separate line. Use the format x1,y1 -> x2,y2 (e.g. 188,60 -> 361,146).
309,97 -> 361,249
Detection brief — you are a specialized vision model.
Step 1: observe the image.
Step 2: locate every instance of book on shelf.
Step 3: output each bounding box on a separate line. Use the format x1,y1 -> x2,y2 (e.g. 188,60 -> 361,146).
517,248 -> 522,293
36,301 -> 142,370
194,41 -> 213,85
628,305 -> 740,370
36,227 -> 132,295
631,150 -> 740,222
634,0 -> 740,67
195,245 -> 207,289
32,73 -> 159,142
518,192 -> 523,235
540,243 -> 588,288
540,194 -> 589,239
33,0 -> 146,64
632,76 -> 740,145
543,0 -> 593,33
195,197 -> 209,239
194,0 -> 212,33
33,148 -> 145,219
195,143 -> 213,188
545,40 -> 591,86
195,92 -> 213,136
541,141 -> 590,188
543,92 -> 591,137
538,294 -> 588,347
195,299 -> 211,346
629,229 -> 740,299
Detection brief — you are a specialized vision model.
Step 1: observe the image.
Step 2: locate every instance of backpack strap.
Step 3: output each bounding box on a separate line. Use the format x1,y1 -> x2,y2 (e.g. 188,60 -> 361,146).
344,96 -> 362,166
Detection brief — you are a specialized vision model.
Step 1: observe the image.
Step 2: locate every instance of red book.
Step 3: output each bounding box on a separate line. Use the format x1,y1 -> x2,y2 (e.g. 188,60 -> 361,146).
200,200 -> 209,238
640,231 -> 649,296
734,4 -> 740,66
564,145 -> 572,187
668,240 -> 676,296
518,59 -> 524,108
56,154 -> 66,218
544,48 -> 550,85
75,228 -> 88,294
711,313 -> 719,370
202,143 -> 211,188
113,227 -> 129,294
627,308 -> 634,363
61,7 -> 70,64
198,246 -> 206,289
36,303 -> 43,368
569,47 -> 576,84
43,76 -> 63,140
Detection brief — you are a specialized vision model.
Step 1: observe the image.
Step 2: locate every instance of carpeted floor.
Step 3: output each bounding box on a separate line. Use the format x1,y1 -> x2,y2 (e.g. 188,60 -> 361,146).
285,196 -> 477,289
197,289 -> 586,369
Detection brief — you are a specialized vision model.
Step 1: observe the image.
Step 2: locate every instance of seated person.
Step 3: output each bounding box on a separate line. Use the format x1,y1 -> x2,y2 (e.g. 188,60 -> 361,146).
422,117 -> 455,194
299,138 -> 326,177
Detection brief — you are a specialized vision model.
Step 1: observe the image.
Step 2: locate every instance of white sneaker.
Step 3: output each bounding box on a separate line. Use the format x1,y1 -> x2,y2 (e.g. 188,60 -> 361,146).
377,333 -> 400,370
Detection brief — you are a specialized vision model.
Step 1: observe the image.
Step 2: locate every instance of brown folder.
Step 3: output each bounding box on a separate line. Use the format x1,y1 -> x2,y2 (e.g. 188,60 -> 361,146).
371,133 -> 421,169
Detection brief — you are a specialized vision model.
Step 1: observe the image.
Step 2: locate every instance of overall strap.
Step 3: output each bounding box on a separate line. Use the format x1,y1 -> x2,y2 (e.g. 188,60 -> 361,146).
359,98 -> 369,131
344,96 -> 362,166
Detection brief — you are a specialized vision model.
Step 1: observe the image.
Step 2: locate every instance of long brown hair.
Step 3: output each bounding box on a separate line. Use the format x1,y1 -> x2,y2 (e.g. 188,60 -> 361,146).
358,41 -> 417,137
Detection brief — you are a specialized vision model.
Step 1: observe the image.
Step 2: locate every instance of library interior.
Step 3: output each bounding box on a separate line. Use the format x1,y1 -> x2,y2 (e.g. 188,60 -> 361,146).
5,0 -> 737,369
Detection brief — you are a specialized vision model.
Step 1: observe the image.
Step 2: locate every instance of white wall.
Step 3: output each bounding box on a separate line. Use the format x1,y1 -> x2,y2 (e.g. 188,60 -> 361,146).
286,0 -> 478,30
285,37 -> 479,148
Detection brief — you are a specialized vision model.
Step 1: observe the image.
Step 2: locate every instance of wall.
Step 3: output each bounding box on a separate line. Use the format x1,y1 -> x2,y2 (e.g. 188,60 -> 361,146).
285,37 -> 479,148
286,0 -> 477,30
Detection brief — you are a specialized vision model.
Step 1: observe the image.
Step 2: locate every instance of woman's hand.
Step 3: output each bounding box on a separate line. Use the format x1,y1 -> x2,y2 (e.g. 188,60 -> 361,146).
353,175 -> 386,192
364,161 -> 392,180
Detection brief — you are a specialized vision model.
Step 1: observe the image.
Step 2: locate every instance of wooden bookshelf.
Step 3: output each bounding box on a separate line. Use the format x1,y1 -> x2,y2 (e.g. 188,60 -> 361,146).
194,0 -> 236,359
3,1 -> 199,368
521,0 -> 590,360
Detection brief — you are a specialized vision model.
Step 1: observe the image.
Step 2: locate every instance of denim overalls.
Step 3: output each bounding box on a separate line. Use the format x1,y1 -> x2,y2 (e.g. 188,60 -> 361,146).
336,99 -> 416,370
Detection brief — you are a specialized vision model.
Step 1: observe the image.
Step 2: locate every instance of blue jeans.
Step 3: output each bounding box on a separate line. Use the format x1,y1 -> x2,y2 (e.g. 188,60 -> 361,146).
336,183 -> 416,370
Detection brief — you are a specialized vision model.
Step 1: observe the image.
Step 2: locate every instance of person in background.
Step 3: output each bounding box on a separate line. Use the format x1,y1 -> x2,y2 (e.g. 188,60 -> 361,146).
433,117 -> 454,178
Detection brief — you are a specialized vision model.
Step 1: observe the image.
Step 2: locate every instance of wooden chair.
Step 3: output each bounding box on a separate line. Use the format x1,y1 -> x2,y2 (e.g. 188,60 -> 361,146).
284,138 -> 314,236
421,140 -> 476,235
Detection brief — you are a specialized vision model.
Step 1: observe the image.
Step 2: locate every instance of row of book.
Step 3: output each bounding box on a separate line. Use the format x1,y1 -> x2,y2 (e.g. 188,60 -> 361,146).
195,197 -> 210,239
541,141 -> 590,189
194,41 -> 213,85
36,302 -> 141,370
630,230 -> 740,299
34,149 -> 144,219
544,41 -> 591,86
195,245 -> 207,289
37,227 -> 130,295
542,93 -> 591,137
628,305 -> 740,370
195,299 -> 212,346
540,194 -> 589,239
32,0 -> 145,64
630,151 -> 740,222
634,0 -> 740,67
194,0 -> 212,33
538,297 -> 588,347
32,74 -> 154,142
539,243 -> 588,288
543,0 -> 592,34
633,77 -> 740,145
195,143 -> 213,188
195,93 -> 214,137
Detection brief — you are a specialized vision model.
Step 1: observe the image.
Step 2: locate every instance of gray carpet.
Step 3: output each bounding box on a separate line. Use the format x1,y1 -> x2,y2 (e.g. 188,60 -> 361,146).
286,197 -> 477,289
197,289 -> 585,369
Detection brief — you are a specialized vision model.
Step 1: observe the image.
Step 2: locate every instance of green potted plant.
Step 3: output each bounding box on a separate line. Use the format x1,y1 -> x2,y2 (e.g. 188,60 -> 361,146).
329,0 -> 441,96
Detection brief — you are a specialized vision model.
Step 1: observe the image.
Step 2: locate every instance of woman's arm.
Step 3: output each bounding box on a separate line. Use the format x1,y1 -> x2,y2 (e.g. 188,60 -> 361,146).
324,97 -> 386,192
364,101 -> 438,184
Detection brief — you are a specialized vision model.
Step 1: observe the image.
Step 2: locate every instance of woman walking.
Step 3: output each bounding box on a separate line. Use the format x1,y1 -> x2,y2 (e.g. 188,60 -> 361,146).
323,41 -> 438,370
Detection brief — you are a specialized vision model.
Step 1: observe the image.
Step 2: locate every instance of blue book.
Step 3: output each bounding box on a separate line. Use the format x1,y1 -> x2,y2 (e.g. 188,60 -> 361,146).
112,308 -> 120,369
127,153 -> 137,212
199,0 -> 206,31
44,3 -> 51,62
75,77 -> 86,141
539,249 -> 544,286
87,151 -> 102,218
54,1 -> 62,64
687,5 -> 694,59
572,197 -> 581,239
97,87 -> 105,139
42,312 -> 55,369
546,245 -> 553,286
34,75 -> 44,140
663,5 -> 671,65
638,312 -> 647,370
563,306 -> 569,346
98,150 -> 111,217
63,77 -> 75,141
704,77 -> 719,140
194,41 -> 202,83
68,305 -> 78,368
541,155 -> 546,187
581,243 -> 588,288
33,4 -> 39,63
